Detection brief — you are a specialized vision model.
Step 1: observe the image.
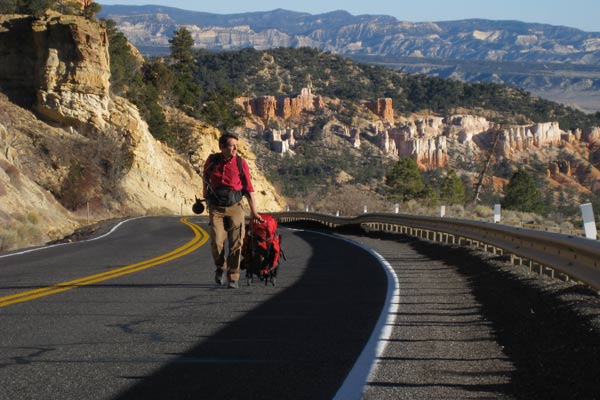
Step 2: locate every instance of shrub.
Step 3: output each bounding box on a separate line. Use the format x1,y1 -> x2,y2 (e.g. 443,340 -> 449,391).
0,159 -> 21,185
473,204 -> 493,219
59,160 -> 99,211
0,215 -> 43,252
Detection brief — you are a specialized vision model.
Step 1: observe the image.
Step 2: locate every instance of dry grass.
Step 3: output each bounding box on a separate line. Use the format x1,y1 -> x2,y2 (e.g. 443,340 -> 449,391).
0,212 -> 43,252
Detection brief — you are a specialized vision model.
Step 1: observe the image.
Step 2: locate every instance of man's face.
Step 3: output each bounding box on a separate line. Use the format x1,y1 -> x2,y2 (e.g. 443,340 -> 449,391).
220,137 -> 238,160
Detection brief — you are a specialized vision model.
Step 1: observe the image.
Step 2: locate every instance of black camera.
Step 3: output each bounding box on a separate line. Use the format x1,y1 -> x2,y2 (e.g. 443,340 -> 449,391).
192,197 -> 206,214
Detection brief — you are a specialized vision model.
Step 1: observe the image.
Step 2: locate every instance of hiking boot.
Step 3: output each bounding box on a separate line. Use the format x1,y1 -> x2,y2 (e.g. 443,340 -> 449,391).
228,280 -> 239,289
215,271 -> 225,286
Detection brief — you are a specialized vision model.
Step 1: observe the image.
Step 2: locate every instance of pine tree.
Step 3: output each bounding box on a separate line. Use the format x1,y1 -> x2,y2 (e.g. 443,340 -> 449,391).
502,169 -> 544,213
440,169 -> 465,205
385,157 -> 425,201
169,27 -> 202,115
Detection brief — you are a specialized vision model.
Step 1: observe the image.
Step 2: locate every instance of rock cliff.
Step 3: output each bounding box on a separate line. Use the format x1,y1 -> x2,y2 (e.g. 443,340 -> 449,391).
0,13 -> 285,251
0,12 -> 111,128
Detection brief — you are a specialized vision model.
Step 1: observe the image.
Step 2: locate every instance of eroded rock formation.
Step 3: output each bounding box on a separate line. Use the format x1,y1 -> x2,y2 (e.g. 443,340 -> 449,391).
366,98 -> 394,122
497,122 -> 563,156
1,12 -> 111,129
235,88 -> 323,120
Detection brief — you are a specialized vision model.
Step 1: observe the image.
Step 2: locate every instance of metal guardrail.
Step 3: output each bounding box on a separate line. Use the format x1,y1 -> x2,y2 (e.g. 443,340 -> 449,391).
272,211 -> 600,291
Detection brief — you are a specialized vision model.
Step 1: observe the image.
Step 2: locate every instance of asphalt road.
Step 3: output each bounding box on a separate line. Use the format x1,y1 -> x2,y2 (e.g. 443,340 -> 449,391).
0,216 -> 387,400
4,217 -> 599,400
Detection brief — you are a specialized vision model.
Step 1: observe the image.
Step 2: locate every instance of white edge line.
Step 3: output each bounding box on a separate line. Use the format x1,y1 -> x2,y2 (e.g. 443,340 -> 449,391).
294,229 -> 399,400
0,216 -> 145,259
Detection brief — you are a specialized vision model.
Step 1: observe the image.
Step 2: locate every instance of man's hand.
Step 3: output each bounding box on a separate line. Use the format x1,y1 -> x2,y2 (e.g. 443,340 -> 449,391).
251,212 -> 264,223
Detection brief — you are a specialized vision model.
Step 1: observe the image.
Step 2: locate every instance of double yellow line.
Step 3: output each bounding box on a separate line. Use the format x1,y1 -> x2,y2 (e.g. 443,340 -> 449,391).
0,217 -> 208,308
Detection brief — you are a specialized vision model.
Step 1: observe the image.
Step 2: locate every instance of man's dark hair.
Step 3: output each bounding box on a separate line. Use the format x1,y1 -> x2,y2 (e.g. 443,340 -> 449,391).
218,132 -> 239,147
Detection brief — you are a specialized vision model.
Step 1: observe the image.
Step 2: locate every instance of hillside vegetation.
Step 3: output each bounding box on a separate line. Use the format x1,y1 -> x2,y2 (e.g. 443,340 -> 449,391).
194,47 -> 600,131
175,46 -> 599,224
98,5 -> 600,113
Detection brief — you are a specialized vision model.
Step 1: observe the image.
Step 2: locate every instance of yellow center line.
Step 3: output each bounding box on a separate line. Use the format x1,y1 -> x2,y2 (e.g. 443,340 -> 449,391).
0,217 -> 209,308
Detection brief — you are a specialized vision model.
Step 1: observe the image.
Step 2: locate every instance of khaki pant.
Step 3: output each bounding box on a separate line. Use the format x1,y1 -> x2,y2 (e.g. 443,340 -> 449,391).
208,202 -> 245,282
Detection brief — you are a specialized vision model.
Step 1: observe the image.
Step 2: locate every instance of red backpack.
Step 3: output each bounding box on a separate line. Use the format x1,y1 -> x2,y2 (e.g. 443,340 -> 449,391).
242,214 -> 284,285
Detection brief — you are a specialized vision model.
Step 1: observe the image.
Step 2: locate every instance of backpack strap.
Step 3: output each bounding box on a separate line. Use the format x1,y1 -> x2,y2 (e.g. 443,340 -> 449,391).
204,153 -> 220,181
237,155 -> 248,195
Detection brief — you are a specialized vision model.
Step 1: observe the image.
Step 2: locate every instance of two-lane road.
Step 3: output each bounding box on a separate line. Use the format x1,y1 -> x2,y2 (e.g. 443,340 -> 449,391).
0,216 -> 388,400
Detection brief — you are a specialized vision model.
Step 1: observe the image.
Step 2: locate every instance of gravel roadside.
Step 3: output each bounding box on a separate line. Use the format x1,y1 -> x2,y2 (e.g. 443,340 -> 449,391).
337,230 -> 600,400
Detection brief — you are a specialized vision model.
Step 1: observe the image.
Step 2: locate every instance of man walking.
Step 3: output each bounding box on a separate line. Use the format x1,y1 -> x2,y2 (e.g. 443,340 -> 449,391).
203,132 -> 262,289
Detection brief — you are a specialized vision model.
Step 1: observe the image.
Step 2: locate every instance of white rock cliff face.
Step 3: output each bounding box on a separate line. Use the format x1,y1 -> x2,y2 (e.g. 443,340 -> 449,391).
375,114 -> 580,169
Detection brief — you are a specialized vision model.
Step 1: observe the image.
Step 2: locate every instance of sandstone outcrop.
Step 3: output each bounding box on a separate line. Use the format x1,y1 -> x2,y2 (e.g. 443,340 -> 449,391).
366,98 -> 394,122
582,127 -> 600,144
0,13 -> 111,129
387,126 -> 448,168
370,115 -> 587,170
235,88 -> 323,120
238,95 -> 277,120
0,13 -> 285,251
497,122 -> 563,157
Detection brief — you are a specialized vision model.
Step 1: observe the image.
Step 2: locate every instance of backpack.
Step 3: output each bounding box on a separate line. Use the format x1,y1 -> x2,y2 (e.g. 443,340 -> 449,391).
241,214 -> 284,286
204,153 -> 248,207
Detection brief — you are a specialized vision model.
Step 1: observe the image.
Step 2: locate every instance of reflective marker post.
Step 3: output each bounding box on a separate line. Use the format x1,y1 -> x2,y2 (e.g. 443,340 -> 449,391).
494,204 -> 501,223
580,203 -> 597,240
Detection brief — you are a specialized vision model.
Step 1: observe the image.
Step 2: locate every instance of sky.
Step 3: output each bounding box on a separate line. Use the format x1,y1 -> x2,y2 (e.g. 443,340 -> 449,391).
97,0 -> 600,32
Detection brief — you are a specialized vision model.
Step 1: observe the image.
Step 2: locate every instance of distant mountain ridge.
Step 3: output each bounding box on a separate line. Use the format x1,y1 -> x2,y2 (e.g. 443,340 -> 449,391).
98,5 -> 600,112
98,5 -> 600,61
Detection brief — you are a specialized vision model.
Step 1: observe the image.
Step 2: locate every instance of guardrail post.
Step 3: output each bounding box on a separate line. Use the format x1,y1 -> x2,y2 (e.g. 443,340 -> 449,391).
510,254 -> 520,266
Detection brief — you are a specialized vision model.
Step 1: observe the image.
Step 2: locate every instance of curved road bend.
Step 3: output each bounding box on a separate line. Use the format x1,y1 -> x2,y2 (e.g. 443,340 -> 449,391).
0,216 -> 388,400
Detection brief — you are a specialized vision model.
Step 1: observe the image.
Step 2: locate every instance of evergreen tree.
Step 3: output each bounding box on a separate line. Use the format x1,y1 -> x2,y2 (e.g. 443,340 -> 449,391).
169,27 -> 202,115
200,87 -> 245,132
0,0 -> 17,13
13,0 -> 56,15
53,0 -> 81,15
104,19 -> 168,141
0,0 -> 98,17
82,1 -> 100,19
105,19 -> 139,96
502,169 -> 544,214
440,169 -> 466,205
385,157 -> 426,201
